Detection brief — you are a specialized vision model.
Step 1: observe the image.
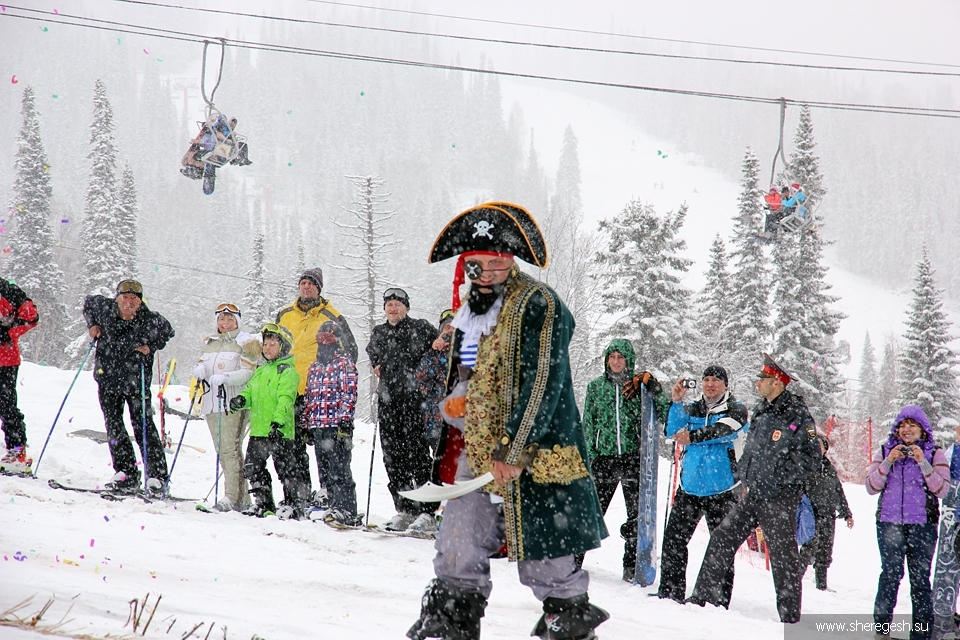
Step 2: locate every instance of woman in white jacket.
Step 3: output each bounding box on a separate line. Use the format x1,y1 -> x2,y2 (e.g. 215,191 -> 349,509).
193,303 -> 261,511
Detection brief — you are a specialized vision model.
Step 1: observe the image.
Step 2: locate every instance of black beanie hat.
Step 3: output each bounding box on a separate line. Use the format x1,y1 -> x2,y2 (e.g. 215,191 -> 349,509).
299,267 -> 324,292
702,365 -> 729,387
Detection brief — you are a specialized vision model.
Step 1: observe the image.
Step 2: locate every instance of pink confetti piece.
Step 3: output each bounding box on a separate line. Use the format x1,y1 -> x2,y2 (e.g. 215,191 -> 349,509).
90,539 -> 95,547
14,551 -> 27,562
55,555 -> 59,562
10,75 -> 17,84
61,219 -> 69,223
3,556 -> 7,561
140,525 -> 144,530
103,515 -> 109,522
53,8 -> 58,13
142,48 -> 149,54
79,554 -> 84,559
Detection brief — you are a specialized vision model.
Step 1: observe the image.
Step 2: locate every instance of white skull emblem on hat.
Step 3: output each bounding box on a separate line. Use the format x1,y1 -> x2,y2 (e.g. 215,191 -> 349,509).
472,220 -> 495,239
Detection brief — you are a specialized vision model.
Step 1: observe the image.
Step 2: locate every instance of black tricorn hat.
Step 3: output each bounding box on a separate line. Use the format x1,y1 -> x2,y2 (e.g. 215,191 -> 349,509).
429,201 -> 549,268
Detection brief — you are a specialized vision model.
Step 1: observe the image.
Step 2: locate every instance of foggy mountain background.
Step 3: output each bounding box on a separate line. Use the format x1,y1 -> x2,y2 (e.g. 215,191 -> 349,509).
1,0 -> 958,399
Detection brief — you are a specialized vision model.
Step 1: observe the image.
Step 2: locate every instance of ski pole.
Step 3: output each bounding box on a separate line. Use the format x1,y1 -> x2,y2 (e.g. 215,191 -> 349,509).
215,385 -> 225,506
205,468 -> 224,501
141,362 -> 149,494
33,341 -> 96,476
364,417 -> 379,528
162,383 -> 201,499
663,441 -> 677,533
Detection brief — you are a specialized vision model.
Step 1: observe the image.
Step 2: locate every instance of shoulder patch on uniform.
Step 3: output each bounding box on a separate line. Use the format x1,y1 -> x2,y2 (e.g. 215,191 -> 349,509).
806,424 -> 817,439
772,430 -> 781,442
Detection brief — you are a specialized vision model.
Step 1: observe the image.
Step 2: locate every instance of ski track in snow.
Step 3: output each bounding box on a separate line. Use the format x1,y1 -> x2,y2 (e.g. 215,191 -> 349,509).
0,362 -> 924,639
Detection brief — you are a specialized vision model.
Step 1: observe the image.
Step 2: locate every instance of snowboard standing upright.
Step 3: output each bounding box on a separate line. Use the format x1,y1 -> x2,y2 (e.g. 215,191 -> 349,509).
633,386 -> 659,586
933,480 -> 960,639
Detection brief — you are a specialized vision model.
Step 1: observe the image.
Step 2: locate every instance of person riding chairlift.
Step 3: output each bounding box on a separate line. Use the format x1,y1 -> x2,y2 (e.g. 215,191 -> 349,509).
180,115 -> 251,180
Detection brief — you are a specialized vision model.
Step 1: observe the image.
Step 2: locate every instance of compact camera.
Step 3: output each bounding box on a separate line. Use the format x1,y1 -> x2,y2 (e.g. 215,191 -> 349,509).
898,445 -> 913,456
682,379 -> 697,389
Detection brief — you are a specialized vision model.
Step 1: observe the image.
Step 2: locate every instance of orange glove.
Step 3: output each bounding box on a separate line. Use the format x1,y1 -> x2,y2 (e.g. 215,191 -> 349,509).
622,371 -> 662,400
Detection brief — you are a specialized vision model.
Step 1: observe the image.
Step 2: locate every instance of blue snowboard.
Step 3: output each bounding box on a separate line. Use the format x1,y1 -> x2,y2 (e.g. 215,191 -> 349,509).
632,386 -> 659,587
933,480 -> 960,639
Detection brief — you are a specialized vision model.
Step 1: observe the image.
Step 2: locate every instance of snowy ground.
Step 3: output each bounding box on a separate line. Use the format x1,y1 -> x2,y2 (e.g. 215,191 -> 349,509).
0,361 -> 924,639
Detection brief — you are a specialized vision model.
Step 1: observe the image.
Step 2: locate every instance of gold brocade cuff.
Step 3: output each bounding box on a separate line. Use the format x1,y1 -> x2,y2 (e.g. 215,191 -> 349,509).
531,444 -> 589,485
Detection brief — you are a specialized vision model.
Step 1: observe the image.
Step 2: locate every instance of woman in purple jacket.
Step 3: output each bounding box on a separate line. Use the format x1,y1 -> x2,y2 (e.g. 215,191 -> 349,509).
866,405 -> 950,640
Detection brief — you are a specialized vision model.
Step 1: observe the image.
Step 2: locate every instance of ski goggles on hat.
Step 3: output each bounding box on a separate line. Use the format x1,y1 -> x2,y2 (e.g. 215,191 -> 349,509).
116,280 -> 143,296
215,302 -> 241,317
383,288 -> 408,300
261,322 -> 283,334
439,309 -> 456,326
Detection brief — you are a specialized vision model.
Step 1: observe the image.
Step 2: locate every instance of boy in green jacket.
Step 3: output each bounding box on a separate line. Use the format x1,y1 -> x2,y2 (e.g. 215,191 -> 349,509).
229,324 -> 303,518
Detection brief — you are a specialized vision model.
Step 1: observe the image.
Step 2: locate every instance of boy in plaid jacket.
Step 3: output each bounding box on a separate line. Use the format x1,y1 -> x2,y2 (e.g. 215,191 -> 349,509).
304,320 -> 360,525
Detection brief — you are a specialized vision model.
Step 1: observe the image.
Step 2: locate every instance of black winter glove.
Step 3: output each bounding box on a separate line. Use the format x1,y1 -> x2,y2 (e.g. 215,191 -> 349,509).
228,396 -> 246,413
269,422 -> 285,442
298,424 -> 315,446
622,371 -> 662,400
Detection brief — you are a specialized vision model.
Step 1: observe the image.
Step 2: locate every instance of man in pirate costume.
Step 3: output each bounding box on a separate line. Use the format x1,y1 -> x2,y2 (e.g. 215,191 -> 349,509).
407,203 -> 609,640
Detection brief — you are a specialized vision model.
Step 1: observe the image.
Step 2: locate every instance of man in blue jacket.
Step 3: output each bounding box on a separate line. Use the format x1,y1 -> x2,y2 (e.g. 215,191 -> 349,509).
656,365 -> 748,604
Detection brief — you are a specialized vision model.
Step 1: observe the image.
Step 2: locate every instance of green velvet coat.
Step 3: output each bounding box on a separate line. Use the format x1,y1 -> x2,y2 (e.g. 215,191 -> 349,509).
464,268 -> 608,561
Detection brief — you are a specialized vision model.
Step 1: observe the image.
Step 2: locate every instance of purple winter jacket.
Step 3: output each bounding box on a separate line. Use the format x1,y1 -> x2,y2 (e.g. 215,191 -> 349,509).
865,405 -> 950,524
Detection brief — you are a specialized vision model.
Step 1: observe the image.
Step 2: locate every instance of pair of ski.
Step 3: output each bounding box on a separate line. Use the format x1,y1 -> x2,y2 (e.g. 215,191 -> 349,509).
323,519 -> 436,540
47,479 -> 195,504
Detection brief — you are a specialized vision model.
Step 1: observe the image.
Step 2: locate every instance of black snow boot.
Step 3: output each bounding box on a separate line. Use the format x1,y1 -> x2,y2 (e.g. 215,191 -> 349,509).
406,579 -> 486,640
531,594 -> 610,640
243,481 -> 275,517
815,566 -> 828,591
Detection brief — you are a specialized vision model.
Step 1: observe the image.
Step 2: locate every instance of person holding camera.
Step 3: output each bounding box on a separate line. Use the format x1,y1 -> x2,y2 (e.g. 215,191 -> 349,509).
581,339 -> 669,579
656,365 -> 748,604
687,354 -> 820,624
866,406 -> 949,640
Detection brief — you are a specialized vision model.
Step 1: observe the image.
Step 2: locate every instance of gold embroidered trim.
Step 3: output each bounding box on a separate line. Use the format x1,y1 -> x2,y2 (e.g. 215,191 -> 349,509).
505,278 -> 556,467
531,445 -> 589,485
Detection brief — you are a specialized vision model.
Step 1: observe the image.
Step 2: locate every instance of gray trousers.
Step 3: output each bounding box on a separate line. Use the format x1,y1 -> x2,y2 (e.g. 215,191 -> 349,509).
432,453 -> 590,600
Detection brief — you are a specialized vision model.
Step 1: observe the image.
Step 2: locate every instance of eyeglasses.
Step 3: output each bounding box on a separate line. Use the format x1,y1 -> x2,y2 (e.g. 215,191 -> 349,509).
383,288 -> 408,300
215,302 -> 241,316
116,280 -> 143,295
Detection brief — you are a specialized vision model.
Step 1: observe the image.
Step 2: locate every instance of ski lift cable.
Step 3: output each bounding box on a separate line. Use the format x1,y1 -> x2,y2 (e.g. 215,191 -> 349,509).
113,0 -> 960,79
5,9 -> 960,120
301,0 -> 960,72
199,38 -> 226,117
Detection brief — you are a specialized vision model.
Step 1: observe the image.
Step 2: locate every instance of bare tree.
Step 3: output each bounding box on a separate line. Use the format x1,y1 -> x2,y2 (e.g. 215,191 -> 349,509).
333,176 -> 398,420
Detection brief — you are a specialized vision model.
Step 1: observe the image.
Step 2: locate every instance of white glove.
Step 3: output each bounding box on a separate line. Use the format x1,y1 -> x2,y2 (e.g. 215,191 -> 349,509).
193,364 -> 207,381
209,374 -> 227,388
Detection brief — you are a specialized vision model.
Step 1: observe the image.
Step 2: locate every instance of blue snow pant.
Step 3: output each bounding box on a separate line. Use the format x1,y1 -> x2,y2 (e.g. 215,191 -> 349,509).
874,521 -> 936,640
313,426 -> 357,516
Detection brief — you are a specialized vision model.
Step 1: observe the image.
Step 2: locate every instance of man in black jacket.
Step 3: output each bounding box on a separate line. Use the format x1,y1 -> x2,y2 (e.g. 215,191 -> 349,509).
800,435 -> 854,591
366,288 -> 439,531
84,280 -> 175,493
687,353 -> 820,624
